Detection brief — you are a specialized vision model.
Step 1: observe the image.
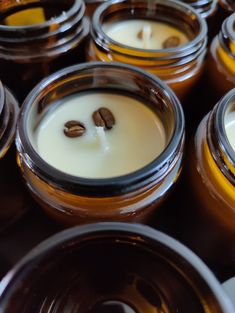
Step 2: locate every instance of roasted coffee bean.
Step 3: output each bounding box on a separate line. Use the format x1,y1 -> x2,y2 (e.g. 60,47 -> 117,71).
162,36 -> 180,49
92,108 -> 115,130
64,120 -> 86,138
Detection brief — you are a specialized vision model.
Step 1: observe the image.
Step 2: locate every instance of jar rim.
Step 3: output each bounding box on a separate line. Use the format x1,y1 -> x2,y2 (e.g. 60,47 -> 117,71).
182,0 -> 217,18
214,88 -> 235,171
91,0 -> 207,55
221,13 -> 235,44
17,62 -> 184,197
0,81 -> 4,117
0,0 -> 83,31
0,86 -> 19,159
0,222 -> 233,312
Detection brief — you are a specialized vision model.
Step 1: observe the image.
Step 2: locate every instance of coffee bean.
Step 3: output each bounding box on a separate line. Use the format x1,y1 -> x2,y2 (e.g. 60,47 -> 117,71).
162,36 -> 180,49
64,120 -> 86,138
92,108 -> 115,130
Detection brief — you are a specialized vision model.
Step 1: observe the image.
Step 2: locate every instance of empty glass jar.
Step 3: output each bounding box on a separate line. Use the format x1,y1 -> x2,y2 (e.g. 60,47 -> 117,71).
0,223 -> 234,312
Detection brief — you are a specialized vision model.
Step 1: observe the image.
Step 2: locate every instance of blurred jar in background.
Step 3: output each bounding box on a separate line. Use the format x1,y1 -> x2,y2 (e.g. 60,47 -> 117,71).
180,0 -> 217,20
0,0 -> 89,103
0,81 -> 29,230
180,0 -> 218,40
207,13 -> 235,102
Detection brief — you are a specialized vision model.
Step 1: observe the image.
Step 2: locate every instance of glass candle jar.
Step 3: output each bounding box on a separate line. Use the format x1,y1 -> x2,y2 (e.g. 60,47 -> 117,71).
0,222 -> 234,312
207,13 -> 235,100
16,62 -> 185,226
0,82 -> 29,230
88,0 -> 208,101
180,0 -> 218,41
186,89 -> 235,275
0,0 -> 89,103
180,0 -> 218,19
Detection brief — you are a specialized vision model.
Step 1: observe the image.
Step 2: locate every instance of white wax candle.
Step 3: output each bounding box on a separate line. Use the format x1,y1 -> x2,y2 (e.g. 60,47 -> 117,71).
29,93 -> 166,178
103,19 -> 189,50
225,111 -> 235,151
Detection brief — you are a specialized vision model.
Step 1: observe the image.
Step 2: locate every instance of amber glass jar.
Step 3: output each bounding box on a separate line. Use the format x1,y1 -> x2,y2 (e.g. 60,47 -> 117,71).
186,89 -> 235,275
0,0 -> 89,103
88,0 -> 208,100
0,223 -> 234,312
180,0 -> 218,40
16,62 -> 184,226
207,13 -> 235,99
0,82 -> 29,230
180,0 -> 218,19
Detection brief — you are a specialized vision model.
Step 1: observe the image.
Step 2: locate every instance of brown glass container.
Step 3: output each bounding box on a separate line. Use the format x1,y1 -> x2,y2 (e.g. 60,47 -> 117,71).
185,89 -> 235,276
180,0 -> 218,19
180,0 -> 218,40
0,82 -> 29,230
0,222 -> 234,312
88,0 -> 208,101
0,0 -> 89,103
16,62 -> 185,226
207,13 -> 235,100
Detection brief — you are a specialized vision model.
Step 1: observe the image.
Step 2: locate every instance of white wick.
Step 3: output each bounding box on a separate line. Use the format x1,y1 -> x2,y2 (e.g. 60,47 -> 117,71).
96,127 -> 109,151
142,24 -> 152,49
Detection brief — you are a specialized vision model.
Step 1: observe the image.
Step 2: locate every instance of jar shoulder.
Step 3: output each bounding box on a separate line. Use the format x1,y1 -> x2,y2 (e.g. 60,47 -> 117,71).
188,115 -> 235,223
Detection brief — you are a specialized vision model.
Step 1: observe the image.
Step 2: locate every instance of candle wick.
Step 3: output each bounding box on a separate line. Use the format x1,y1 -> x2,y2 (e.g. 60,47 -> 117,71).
95,126 -> 109,151
142,24 -> 152,49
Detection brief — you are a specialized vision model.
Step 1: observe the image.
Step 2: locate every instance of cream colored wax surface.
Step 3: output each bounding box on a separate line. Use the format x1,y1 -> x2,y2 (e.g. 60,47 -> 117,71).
103,20 -> 189,50
225,111 -> 235,151
31,93 -> 166,178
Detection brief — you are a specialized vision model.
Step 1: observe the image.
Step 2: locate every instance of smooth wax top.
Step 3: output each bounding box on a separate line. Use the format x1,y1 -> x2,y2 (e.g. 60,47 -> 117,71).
29,92 -> 166,178
103,19 -> 189,50
225,111 -> 235,152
